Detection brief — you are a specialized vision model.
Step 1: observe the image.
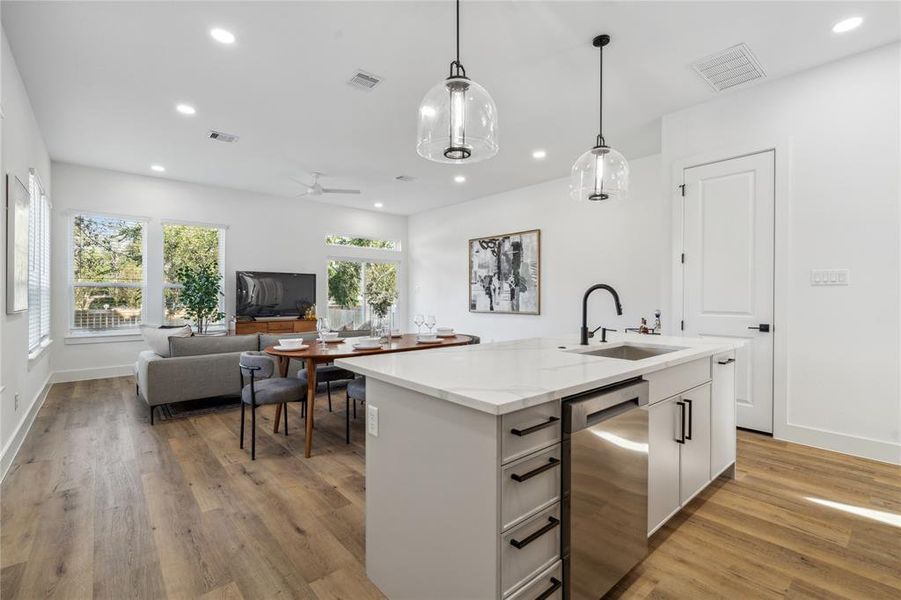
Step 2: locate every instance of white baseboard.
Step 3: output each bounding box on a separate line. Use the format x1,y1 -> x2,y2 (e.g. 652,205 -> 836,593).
51,363 -> 134,383
0,374 -> 52,482
777,422 -> 901,465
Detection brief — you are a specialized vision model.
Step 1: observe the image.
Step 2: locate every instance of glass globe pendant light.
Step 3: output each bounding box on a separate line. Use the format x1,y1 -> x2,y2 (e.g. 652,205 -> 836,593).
570,34 -> 629,201
416,0 -> 498,163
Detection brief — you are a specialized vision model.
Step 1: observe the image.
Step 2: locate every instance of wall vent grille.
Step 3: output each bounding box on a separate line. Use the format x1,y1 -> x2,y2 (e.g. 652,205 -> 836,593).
692,43 -> 766,92
348,69 -> 382,91
207,130 -> 239,143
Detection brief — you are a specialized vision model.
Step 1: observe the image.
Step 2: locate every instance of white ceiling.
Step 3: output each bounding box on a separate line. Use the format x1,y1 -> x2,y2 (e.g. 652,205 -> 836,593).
3,1 -> 899,215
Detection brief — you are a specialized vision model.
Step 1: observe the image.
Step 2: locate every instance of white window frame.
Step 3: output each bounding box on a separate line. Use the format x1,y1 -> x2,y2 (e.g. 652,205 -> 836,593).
326,254 -> 401,330
26,169 -> 51,358
67,210 -> 149,337
326,233 -> 401,252
161,219 -> 227,328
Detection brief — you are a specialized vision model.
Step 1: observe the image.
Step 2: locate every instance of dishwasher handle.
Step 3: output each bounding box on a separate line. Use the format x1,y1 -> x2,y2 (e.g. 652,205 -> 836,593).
564,379 -> 649,433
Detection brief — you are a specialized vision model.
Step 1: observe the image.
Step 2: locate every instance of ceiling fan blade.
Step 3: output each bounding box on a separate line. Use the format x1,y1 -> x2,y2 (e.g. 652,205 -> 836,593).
322,188 -> 361,195
289,175 -> 313,187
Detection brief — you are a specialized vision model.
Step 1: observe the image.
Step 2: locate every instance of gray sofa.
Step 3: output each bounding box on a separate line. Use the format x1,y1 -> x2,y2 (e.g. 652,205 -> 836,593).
135,331 -> 349,423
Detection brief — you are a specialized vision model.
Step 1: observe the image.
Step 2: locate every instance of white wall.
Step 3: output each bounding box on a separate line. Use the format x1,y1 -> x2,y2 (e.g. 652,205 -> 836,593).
0,28 -> 53,474
50,162 -> 408,379
408,154 -> 668,342
662,43 -> 900,463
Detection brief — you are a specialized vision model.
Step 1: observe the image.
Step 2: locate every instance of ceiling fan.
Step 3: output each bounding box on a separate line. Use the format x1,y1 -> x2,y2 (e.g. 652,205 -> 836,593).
292,172 -> 361,197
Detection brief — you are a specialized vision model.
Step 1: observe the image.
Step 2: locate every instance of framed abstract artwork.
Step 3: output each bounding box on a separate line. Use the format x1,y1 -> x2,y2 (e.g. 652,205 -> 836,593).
468,229 -> 540,314
6,174 -> 30,314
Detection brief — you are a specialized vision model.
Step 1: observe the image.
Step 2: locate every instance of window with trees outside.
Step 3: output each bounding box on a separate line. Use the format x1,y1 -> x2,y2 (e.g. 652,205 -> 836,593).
326,236 -> 399,331
163,223 -> 225,326
70,214 -> 145,333
27,171 -> 51,353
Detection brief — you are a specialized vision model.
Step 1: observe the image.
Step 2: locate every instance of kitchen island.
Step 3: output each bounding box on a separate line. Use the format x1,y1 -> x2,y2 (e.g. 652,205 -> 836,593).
336,333 -> 741,600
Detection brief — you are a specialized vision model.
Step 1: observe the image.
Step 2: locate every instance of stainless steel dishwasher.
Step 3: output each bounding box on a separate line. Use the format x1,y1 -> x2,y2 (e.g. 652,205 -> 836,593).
562,378 -> 649,599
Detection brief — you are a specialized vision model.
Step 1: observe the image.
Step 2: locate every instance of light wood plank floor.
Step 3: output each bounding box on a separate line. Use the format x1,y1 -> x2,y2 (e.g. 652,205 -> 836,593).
1,377 -> 899,599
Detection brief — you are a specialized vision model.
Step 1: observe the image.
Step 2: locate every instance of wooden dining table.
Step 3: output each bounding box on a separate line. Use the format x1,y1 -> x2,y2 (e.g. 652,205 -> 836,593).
264,333 -> 473,457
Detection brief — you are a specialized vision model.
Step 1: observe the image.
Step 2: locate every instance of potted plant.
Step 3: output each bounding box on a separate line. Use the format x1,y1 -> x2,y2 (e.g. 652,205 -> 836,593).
175,263 -> 225,335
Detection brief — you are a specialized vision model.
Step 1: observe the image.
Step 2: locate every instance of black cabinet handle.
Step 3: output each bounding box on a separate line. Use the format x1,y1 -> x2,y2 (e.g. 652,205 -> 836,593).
717,358 -> 735,365
510,457 -> 560,483
748,324 -> 770,332
511,416 -> 559,437
509,516 -> 560,550
676,401 -> 686,444
535,577 -> 563,600
684,398 -> 693,440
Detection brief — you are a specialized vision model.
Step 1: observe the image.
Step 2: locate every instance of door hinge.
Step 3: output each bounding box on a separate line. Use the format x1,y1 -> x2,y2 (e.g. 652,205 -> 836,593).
680,320 -> 684,331
681,253 -> 685,264
679,184 -> 686,197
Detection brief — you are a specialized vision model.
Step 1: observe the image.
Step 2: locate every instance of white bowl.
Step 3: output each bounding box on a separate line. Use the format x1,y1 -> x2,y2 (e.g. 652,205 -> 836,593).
418,334 -> 438,342
436,327 -> 454,335
319,331 -> 339,341
278,338 -> 306,349
356,337 -> 382,348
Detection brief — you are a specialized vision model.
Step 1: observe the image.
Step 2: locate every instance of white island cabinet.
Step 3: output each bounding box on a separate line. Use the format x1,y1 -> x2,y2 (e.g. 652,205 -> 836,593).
336,334 -> 741,600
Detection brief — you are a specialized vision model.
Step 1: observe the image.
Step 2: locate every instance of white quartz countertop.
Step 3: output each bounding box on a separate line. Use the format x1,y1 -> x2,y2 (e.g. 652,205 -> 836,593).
335,333 -> 742,415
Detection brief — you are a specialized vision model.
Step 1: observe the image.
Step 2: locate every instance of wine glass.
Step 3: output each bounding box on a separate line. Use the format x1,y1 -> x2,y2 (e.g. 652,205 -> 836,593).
425,315 -> 436,335
317,317 -> 330,343
413,314 -> 424,335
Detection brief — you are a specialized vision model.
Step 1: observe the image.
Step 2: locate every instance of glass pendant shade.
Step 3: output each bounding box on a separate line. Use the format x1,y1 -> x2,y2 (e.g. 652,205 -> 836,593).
569,145 -> 630,202
417,76 -> 498,164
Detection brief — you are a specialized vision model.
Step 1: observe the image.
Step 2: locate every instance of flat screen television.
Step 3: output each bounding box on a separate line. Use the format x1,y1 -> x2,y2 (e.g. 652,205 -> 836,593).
235,271 -> 316,319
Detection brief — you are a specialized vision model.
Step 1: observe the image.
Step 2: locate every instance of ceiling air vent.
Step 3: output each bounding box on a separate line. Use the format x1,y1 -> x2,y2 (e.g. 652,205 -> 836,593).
207,130 -> 239,143
348,69 -> 383,91
395,175 -> 416,182
692,43 -> 766,92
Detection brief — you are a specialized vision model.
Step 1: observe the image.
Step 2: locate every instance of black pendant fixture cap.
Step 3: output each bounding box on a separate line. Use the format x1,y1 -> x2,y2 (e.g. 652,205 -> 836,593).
593,34 -> 610,48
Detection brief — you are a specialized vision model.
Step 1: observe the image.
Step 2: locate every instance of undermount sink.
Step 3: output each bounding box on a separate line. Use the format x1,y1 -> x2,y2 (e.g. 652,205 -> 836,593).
576,344 -> 685,361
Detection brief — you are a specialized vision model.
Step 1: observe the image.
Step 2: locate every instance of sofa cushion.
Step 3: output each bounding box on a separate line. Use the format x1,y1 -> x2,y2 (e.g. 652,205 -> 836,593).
141,324 -> 192,357
170,334 -> 259,358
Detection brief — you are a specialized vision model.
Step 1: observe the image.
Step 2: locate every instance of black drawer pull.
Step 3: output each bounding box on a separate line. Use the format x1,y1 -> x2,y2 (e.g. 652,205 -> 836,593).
676,401 -> 686,444
511,457 -> 560,483
684,398 -> 693,441
509,516 -> 560,550
535,577 -> 562,600
717,358 -> 735,365
511,416 -> 559,437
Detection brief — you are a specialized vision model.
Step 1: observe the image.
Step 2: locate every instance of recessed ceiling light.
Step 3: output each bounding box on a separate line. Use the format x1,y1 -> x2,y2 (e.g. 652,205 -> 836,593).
832,16 -> 863,33
176,103 -> 196,115
454,175 -> 466,183
374,202 -> 384,208
210,28 -> 236,44
532,149 -> 547,160
151,165 -> 166,172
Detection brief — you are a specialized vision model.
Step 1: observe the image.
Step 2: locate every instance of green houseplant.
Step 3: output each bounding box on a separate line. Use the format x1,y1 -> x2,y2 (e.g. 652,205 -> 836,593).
175,263 -> 224,334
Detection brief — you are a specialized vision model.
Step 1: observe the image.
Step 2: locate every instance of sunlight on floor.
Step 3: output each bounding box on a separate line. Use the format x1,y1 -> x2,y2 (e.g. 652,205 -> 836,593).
806,496 -> 901,528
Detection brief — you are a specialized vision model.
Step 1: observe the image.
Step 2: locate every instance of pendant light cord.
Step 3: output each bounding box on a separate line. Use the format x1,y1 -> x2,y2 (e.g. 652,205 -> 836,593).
597,42 -> 605,148
449,0 -> 466,78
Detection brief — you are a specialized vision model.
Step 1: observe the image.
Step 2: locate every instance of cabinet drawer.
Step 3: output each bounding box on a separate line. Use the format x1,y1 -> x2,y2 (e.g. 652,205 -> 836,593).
236,322 -> 266,334
502,402 -> 561,464
505,560 -> 562,600
502,445 -> 561,531
501,504 -> 561,597
267,321 -> 296,332
644,358 -> 710,405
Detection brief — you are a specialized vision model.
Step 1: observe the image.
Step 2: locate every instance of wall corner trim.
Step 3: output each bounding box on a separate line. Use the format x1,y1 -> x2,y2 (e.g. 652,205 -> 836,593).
0,374 -> 53,483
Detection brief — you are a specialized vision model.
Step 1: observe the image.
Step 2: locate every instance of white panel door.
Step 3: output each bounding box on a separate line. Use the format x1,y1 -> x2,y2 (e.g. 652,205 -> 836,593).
682,151 -> 774,433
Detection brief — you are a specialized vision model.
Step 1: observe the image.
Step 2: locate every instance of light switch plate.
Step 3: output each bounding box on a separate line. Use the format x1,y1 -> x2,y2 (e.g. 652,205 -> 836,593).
367,405 -> 379,437
811,269 -> 849,286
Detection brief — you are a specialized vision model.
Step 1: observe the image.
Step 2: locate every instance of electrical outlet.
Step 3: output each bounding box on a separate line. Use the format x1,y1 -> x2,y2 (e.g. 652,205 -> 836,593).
14,393 -> 20,411
367,405 -> 379,437
811,269 -> 849,286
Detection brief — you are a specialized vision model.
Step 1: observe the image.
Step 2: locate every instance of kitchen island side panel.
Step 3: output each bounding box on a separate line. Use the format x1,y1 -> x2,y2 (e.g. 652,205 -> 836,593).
365,379 -> 501,599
